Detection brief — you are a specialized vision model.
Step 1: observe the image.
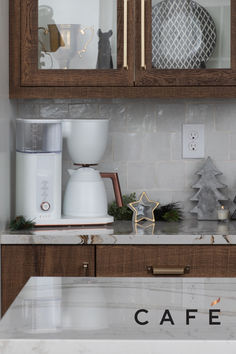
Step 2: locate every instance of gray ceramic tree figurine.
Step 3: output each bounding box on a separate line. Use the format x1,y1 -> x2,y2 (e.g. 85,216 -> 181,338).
96,29 -> 113,69
190,157 -> 228,220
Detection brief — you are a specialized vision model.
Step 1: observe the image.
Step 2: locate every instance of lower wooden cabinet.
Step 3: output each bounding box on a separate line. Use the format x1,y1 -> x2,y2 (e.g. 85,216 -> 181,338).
2,244 -> 236,316
1,245 -> 95,316
96,245 -> 236,277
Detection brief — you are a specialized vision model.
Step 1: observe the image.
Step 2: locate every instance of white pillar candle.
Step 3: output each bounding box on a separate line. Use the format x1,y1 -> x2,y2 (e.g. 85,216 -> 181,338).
217,205 -> 229,221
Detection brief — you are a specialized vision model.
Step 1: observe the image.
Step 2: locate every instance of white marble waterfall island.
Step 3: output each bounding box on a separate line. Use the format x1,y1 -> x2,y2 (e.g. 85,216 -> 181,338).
0,277 -> 236,353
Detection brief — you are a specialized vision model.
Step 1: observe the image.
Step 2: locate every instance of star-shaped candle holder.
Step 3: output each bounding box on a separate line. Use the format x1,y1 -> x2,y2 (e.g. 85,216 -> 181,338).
128,192 -> 159,223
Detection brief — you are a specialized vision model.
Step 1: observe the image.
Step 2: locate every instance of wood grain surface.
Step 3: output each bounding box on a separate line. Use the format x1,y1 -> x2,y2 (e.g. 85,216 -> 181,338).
10,0 -> 236,97
135,0 -> 236,87
96,245 -> 236,277
19,0 -> 134,87
1,245 -> 95,316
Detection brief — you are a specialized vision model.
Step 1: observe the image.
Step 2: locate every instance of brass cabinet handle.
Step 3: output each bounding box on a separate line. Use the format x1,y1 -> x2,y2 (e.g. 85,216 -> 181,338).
141,0 -> 146,70
83,262 -> 89,276
147,265 -> 191,275
123,0 -> 128,69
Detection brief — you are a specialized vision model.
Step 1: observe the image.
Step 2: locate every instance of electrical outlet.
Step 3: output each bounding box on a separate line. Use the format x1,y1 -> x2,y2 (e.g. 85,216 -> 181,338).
182,124 -> 205,159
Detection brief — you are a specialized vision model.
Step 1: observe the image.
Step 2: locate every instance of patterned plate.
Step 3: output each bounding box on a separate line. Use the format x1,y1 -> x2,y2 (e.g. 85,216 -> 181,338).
152,0 -> 217,69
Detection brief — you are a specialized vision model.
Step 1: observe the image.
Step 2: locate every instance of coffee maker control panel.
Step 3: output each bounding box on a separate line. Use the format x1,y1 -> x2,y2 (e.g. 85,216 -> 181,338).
37,175 -> 53,215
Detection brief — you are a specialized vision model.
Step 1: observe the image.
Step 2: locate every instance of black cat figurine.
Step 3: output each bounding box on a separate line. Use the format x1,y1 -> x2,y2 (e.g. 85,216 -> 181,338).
96,29 -> 113,69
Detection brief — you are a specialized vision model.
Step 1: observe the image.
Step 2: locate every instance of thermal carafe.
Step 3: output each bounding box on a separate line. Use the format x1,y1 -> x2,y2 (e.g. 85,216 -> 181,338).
16,119 -> 62,224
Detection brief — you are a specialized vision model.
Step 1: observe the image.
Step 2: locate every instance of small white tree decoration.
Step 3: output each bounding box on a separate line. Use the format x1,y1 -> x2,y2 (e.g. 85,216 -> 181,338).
190,157 -> 228,220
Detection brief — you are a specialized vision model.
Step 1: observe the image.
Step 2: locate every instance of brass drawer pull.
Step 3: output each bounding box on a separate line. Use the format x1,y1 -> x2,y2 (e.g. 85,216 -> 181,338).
83,262 -> 89,276
147,265 -> 190,275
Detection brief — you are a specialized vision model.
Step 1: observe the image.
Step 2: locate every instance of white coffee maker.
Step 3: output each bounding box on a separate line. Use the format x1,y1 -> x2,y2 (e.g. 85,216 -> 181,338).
62,118 -> 123,225
16,118 -> 122,226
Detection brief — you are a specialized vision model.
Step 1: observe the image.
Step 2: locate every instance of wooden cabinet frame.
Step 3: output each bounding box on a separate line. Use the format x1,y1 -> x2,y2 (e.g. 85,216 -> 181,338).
20,0 -> 134,87
10,0 -> 236,98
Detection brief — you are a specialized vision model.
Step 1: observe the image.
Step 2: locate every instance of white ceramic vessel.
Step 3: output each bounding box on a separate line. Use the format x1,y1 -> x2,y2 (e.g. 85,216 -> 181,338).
62,119 -> 109,164
63,168 -> 108,218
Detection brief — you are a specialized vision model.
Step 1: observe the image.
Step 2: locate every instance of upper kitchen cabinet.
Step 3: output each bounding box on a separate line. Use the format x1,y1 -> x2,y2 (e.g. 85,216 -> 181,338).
10,0 -> 135,97
9,0 -> 236,98
135,0 -> 235,88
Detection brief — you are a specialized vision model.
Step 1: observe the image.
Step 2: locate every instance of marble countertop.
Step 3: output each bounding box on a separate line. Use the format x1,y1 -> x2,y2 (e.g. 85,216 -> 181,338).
1,276 -> 236,340
2,220 -> 236,245
1,277 -> 236,353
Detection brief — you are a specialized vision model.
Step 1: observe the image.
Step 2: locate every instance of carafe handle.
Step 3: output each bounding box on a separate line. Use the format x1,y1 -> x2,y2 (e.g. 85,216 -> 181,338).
100,172 -> 123,208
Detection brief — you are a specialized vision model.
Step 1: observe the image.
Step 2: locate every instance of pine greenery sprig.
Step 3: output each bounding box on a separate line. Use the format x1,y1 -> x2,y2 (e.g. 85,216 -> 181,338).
154,202 -> 183,222
108,193 -> 136,221
9,216 -> 35,231
109,194 -> 184,222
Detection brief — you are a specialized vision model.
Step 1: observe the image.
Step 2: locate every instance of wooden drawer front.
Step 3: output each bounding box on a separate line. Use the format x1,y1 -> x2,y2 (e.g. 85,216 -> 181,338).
1,245 -> 95,316
96,245 -> 236,277
37,245 -> 95,277
1,245 -> 37,316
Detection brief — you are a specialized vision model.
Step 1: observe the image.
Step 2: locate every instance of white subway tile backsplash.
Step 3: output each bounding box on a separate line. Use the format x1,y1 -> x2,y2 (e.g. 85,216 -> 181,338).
40,104 -> 68,118
98,103 -> 126,119
69,104 -> 99,118
102,134 -> 113,162
156,103 -> 185,132
186,103 -> 215,129
126,100 -> 157,133
147,190 -> 173,205
155,161 -> 185,190
230,133 -> 236,160
215,161 -> 236,191
170,132 -> 182,160
127,162 -> 157,190
113,132 -> 171,162
215,102 -> 236,131
113,133 -> 143,161
99,104 -> 127,132
109,115 -> 127,133
172,190 -> 194,215
141,133 -> 171,161
17,98 -> 236,210
18,103 -> 40,118
205,131 -> 230,160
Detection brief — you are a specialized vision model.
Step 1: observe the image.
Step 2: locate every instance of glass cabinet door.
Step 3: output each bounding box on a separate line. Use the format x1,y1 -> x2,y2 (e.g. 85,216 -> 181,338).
135,0 -> 236,86
21,0 -> 134,86
38,0 -> 118,70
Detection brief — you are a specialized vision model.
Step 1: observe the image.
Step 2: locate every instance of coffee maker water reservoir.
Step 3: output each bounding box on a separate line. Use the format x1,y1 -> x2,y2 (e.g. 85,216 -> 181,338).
16,119 -> 62,224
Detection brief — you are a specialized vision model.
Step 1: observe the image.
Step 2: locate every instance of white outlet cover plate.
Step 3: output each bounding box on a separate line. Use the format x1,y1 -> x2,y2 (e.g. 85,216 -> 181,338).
182,124 -> 205,159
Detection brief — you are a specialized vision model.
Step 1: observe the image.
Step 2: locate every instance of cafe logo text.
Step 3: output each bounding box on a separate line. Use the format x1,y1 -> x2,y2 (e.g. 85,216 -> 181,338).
134,309 -> 221,326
